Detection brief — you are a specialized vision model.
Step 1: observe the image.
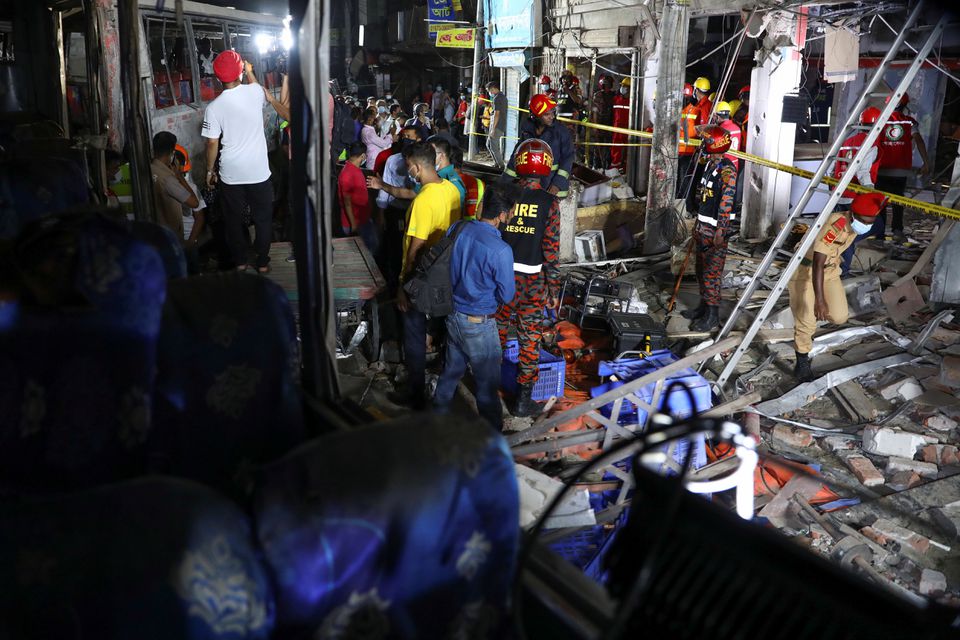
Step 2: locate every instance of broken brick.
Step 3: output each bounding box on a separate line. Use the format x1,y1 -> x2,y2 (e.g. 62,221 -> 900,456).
871,518 -> 931,554
861,426 -> 926,458
941,355 -> 960,389
925,414 -> 958,432
771,424 -> 814,449
920,444 -> 959,466
844,454 -> 885,487
860,526 -> 888,546
886,456 -> 939,479
887,470 -> 922,492
919,569 -> 948,597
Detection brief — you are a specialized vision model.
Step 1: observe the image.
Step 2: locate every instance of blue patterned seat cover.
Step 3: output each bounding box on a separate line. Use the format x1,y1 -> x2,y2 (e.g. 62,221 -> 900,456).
0,477 -> 275,639
150,272 -> 305,498
128,220 -> 188,279
252,414 -> 520,639
0,213 -> 167,491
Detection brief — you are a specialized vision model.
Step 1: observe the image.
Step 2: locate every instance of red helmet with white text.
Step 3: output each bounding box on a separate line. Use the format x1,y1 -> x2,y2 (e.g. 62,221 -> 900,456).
513,138 -> 555,177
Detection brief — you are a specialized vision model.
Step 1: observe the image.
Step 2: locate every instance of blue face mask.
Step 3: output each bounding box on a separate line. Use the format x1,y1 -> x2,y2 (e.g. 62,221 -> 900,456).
851,218 -> 872,235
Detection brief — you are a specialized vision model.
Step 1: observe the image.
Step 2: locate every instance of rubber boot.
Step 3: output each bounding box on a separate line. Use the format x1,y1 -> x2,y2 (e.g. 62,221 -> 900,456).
689,305 -> 720,332
514,384 -> 543,418
681,302 -> 706,320
794,352 -> 814,383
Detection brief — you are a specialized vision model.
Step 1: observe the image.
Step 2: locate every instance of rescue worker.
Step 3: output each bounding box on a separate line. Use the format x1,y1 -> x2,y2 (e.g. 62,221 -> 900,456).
451,146 -> 484,221
713,101 -> 742,165
497,139 -> 562,417
590,75 -> 615,170
610,77 -> 632,173
692,77 -> 713,126
790,192 -> 886,382
837,107 -> 883,275
539,75 -> 557,99
875,92 -> 931,243
677,82 -> 699,198
732,86 -> 749,140
502,94 -> 574,198
682,126 -> 737,332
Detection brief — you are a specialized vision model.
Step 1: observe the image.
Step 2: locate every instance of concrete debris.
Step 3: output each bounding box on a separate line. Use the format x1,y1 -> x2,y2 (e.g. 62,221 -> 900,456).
860,426 -> 927,459
758,475 -> 826,528
919,569 -> 948,597
515,463 -> 596,530
941,355 -> 960,389
879,377 -> 924,402
920,444 -> 959,467
843,454 -> 885,487
885,456 -> 939,479
924,414 -> 959,433
931,508 -> 960,539
820,436 -> 855,453
868,518 -> 931,555
887,471 -> 922,492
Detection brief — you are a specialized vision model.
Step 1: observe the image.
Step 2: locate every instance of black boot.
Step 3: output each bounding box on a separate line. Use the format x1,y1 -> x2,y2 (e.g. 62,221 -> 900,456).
689,305 -> 720,332
794,352 -> 814,383
681,303 -> 706,320
514,384 -> 543,418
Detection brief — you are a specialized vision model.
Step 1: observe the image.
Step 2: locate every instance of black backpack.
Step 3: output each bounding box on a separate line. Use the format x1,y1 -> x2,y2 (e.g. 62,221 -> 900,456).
403,220 -> 471,317
331,98 -> 356,162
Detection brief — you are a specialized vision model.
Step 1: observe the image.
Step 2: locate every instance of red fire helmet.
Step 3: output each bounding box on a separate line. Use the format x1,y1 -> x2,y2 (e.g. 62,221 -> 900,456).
701,125 -> 732,155
529,93 -> 558,117
513,138 -> 555,177
860,106 -> 882,125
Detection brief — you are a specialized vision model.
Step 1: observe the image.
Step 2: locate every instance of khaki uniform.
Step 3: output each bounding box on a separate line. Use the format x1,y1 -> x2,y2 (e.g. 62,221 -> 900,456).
788,212 -> 857,353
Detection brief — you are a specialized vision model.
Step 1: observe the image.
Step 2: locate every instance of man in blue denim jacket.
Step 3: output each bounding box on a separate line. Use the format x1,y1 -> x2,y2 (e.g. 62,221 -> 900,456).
433,183 -> 521,429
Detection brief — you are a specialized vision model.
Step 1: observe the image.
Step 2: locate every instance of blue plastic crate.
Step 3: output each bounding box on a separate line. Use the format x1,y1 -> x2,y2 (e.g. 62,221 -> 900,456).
590,349 -> 710,471
502,339 -> 566,401
548,511 -> 627,583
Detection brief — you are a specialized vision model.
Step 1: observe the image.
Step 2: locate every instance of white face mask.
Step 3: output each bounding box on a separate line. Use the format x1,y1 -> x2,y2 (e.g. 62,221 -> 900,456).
378,106 -> 387,114
851,218 -> 873,235
620,87 -> 628,95
386,94 -> 392,100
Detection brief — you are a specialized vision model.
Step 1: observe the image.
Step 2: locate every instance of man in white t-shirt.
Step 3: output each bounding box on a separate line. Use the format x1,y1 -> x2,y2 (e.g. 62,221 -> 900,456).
202,50 -> 273,273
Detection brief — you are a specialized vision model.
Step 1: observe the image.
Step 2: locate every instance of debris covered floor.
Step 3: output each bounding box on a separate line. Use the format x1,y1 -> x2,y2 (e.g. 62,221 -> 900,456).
335,201 -> 960,603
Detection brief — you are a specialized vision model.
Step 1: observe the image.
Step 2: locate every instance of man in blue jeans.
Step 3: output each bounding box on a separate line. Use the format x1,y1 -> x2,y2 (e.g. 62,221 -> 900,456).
434,183 -> 520,429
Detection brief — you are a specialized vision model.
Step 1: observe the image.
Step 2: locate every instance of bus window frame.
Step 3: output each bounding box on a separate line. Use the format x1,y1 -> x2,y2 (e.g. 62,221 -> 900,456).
141,12 -> 196,111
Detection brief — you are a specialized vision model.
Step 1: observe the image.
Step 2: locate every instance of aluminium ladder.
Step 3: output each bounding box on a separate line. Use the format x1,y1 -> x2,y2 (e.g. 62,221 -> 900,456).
711,1 -> 947,390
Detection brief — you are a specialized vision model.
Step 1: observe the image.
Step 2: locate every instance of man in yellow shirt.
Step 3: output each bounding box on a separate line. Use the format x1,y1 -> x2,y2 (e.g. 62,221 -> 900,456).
368,142 -> 461,408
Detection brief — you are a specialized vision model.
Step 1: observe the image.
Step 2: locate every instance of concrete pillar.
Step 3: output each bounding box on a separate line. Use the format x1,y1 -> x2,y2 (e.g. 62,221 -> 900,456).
634,48 -> 659,195
740,9 -> 806,240
643,0 -> 688,254
558,183 -> 581,263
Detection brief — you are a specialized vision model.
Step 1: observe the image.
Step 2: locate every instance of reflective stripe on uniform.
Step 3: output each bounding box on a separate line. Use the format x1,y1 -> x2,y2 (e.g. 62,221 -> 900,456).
505,168 -> 518,177
557,168 -> 570,178
555,190 -> 568,198
697,213 -> 736,226
514,262 -> 543,273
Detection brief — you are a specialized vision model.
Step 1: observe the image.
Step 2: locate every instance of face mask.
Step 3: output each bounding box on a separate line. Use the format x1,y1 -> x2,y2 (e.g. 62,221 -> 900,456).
851,218 -> 872,235
620,87 -> 628,95
378,106 -> 387,114
386,94 -> 392,100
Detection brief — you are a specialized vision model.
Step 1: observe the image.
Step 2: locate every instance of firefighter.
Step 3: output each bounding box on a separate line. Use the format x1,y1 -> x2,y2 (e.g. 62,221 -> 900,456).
610,77 -> 632,173
539,74 -> 557,99
713,102 -> 742,164
790,192 -> 886,382
683,126 -> 738,332
836,107 -> 883,275
497,138 -> 561,417
875,92 -> 931,243
590,75 -> 616,170
732,86 -> 749,140
677,82 -> 699,198
692,76 -> 713,126
502,94 -> 574,198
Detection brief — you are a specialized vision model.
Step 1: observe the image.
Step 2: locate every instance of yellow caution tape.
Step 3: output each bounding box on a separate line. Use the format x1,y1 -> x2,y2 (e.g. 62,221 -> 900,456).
468,95 -> 958,220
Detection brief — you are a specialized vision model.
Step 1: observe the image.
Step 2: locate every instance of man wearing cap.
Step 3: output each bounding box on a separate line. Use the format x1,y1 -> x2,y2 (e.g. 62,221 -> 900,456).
833,108 -> 883,275
789,192 -> 885,382
498,139 -> 562,417
610,78 -> 632,173
502,94 -> 574,199
202,50 -> 273,273
682,126 -> 737,332
692,77 -> 713,126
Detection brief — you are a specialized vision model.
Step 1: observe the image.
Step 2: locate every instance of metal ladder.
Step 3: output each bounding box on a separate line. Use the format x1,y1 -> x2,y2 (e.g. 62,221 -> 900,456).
712,1 -> 947,390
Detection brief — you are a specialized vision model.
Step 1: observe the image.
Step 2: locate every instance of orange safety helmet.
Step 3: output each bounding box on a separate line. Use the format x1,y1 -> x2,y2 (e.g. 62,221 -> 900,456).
513,138 -> 555,177
739,85 -> 750,96
174,144 -> 191,172
683,83 -> 694,98
701,125 -> 732,155
860,106 -> 882,125
529,93 -> 558,117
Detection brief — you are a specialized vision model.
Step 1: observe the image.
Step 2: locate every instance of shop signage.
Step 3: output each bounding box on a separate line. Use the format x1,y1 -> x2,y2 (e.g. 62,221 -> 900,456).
485,0 -> 541,49
427,0 -> 457,40
436,28 -> 476,48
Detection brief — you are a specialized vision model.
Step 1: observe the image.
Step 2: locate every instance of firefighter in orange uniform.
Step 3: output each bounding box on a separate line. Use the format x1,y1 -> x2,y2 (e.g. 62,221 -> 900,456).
789,192 -> 886,381
677,82 -> 699,198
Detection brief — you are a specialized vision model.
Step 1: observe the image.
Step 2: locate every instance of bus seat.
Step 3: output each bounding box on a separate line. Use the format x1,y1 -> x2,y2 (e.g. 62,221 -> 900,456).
0,213 -> 168,492
129,220 -> 188,279
150,272 -> 305,498
0,156 -> 90,239
252,413 -> 520,638
0,477 -> 275,640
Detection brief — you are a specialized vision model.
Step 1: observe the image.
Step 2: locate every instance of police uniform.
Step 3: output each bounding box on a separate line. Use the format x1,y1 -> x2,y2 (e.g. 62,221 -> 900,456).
694,157 -> 737,309
788,212 -> 857,354
496,179 -> 561,392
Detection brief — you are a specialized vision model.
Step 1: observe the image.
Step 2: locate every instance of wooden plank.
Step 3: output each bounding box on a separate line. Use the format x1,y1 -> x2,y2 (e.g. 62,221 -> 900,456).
332,237 -> 386,301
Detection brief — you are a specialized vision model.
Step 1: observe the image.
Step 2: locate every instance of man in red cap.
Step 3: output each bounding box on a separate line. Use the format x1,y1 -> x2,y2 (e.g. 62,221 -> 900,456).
202,50 -> 273,273
788,192 -> 886,382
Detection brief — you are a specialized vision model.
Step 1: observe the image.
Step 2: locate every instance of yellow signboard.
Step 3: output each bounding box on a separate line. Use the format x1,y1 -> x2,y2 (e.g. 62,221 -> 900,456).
436,27 -> 475,48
